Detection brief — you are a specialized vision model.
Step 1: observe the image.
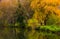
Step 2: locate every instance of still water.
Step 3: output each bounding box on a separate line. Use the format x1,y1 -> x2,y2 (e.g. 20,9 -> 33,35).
0,27 -> 60,39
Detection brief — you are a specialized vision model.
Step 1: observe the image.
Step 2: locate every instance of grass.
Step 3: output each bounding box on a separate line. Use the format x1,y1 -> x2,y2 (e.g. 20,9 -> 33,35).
40,25 -> 60,32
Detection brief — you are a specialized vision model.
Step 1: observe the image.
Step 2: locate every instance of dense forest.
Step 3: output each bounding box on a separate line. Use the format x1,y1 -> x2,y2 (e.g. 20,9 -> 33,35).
0,0 -> 60,39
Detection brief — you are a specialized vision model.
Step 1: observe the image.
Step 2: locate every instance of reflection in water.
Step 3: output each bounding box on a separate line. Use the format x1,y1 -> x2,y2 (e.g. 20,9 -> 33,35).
0,27 -> 16,39
0,27 -> 60,39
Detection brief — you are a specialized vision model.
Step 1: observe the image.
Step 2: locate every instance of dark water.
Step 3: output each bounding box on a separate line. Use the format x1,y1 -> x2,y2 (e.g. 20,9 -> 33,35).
0,27 -> 60,39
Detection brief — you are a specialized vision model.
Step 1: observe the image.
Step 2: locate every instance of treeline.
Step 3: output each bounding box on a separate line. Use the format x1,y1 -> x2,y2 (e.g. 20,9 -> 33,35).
0,0 -> 60,27
0,0 -> 60,39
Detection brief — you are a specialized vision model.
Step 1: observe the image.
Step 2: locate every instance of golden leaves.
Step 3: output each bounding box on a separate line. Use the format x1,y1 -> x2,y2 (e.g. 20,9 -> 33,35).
30,0 -> 40,9
30,0 -> 60,25
30,0 -> 60,9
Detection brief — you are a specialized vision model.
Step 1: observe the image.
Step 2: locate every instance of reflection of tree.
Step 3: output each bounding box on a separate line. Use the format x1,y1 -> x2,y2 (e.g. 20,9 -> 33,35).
17,28 -> 27,39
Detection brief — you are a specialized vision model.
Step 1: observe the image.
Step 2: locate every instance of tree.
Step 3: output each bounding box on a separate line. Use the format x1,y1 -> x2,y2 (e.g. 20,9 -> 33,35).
30,0 -> 60,26
0,0 -> 18,26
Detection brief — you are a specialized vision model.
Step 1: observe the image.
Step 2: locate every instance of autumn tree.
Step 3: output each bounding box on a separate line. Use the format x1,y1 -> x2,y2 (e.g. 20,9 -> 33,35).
30,0 -> 60,26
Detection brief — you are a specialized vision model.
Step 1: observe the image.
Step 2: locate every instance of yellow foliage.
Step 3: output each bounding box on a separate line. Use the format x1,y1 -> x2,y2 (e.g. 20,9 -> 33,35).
30,0 -> 60,16
43,0 -> 60,5
30,0 -> 60,10
30,0 -> 60,25
54,8 -> 60,17
28,18 -> 40,28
